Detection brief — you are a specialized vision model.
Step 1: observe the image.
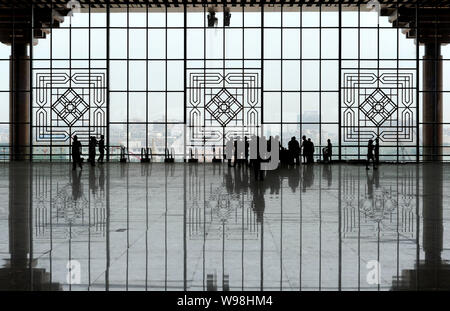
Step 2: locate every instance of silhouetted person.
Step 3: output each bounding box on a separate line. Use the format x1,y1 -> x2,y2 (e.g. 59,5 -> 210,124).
374,137 -> 380,166
322,139 -> 332,163
327,139 -> 332,163
89,136 -> 97,166
98,135 -> 105,163
276,135 -> 282,152
279,145 -> 288,167
288,136 -> 300,166
305,138 -> 311,163
72,135 -> 82,171
225,141 -> 232,167
233,137 -> 238,167
301,135 -> 307,164
252,136 -> 264,181
307,138 -> 314,164
366,139 -> 377,170
236,136 -> 245,168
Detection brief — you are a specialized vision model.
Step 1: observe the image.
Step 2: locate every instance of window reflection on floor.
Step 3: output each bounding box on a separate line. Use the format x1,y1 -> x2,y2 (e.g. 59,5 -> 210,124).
0,163 -> 449,291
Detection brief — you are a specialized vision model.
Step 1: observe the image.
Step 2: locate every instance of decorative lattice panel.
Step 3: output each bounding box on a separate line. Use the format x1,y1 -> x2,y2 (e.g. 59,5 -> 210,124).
186,69 -> 261,150
33,69 -> 107,144
341,70 -> 416,144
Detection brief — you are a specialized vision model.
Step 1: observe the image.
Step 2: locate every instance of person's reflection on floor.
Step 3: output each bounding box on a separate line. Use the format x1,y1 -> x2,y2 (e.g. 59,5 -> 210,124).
89,165 -> 98,195
251,181 -> 265,224
234,165 -> 244,194
251,136 -> 264,181
288,167 -> 300,193
366,168 -> 374,199
242,161 -> 249,191
302,164 -> 314,192
89,136 -> 97,167
225,164 -> 234,195
322,163 -> 332,187
366,165 -> 380,198
71,169 -> 82,201
99,164 -> 105,194
373,166 -> 380,189
264,169 -> 280,195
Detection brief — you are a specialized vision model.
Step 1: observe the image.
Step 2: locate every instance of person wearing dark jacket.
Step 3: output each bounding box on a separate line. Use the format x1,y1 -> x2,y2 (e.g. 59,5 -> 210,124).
327,139 -> 332,163
374,137 -> 380,166
366,139 -> 377,170
89,136 -> 97,166
307,138 -> 314,163
301,135 -> 307,164
72,135 -> 83,170
288,136 -> 300,165
98,135 -> 106,163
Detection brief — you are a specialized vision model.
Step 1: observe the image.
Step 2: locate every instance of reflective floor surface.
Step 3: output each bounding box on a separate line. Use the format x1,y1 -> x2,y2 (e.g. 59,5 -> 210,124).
0,162 -> 449,291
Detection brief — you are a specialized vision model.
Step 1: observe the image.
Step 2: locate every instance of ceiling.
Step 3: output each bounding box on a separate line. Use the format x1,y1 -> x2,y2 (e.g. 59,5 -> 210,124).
2,0 -> 450,44
1,0 -> 450,10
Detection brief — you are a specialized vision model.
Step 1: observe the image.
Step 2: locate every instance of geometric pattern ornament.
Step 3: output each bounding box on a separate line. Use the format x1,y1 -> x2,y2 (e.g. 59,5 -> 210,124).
34,172 -> 107,241
342,70 -> 416,144
33,69 -> 107,144
187,181 -> 259,241
359,88 -> 397,127
186,69 -> 261,150
53,88 -> 89,126
206,88 -> 243,126
341,168 -> 416,240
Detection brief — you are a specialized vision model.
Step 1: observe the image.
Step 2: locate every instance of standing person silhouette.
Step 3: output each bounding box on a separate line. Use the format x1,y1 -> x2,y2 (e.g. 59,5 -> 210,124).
244,136 -> 249,166
327,139 -> 332,163
252,136 -> 264,181
374,137 -> 380,166
233,137 -> 238,167
301,135 -> 307,164
72,135 -> 82,171
366,139 -> 377,170
89,136 -> 97,167
98,135 -> 106,163
288,136 -> 300,166
307,138 -> 314,163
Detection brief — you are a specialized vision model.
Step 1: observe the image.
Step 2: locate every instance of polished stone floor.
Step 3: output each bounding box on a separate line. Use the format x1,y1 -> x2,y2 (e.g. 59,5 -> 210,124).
0,162 -> 449,291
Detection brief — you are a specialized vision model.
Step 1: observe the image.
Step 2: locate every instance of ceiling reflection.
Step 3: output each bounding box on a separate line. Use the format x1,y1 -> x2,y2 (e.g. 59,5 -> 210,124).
0,162 -> 449,291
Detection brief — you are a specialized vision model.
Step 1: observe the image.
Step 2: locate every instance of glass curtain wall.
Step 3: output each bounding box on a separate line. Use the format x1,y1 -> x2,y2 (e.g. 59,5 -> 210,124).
2,2 -> 449,161
0,41 -> 9,161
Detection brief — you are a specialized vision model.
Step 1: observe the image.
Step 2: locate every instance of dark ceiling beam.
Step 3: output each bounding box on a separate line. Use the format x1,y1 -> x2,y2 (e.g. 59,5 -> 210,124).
383,7 -> 450,44
0,6 -> 69,44
0,0 -> 442,10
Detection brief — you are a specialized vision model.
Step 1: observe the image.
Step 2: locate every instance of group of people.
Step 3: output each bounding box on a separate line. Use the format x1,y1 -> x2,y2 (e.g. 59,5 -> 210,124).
287,135 -> 332,165
72,135 -> 106,170
223,135 -> 332,182
366,138 -> 380,170
226,136 -> 266,181
71,134 -> 381,170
